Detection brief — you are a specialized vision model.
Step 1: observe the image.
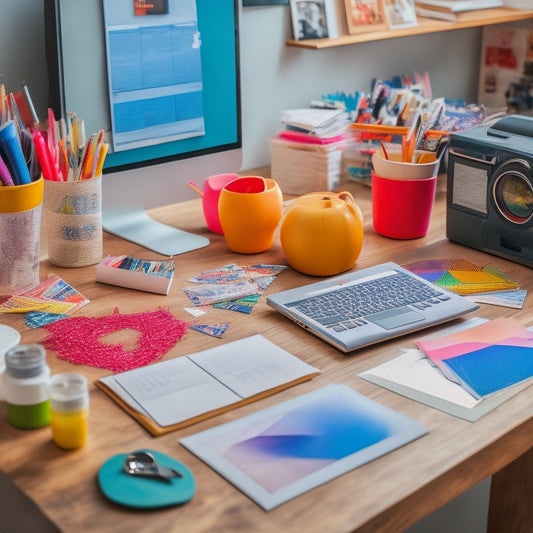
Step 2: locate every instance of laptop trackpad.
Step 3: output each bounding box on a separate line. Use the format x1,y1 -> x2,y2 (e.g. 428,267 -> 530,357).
366,307 -> 425,330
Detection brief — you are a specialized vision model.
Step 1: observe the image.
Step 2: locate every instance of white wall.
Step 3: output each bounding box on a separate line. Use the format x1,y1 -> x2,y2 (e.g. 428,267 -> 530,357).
0,1 -> 483,171
0,2 -> 489,532
239,5 -> 482,169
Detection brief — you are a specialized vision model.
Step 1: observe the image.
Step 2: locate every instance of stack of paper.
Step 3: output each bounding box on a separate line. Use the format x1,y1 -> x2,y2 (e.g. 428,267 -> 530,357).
414,0 -> 503,22
280,108 -> 349,138
416,317 -> 533,399
360,318 -> 533,421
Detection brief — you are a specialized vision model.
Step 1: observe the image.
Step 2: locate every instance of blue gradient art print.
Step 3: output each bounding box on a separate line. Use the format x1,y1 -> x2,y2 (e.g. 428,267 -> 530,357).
180,384 -> 428,509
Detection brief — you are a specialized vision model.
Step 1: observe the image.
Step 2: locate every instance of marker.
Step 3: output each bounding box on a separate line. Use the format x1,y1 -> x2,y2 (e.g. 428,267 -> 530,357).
0,151 -> 14,186
0,121 -> 31,185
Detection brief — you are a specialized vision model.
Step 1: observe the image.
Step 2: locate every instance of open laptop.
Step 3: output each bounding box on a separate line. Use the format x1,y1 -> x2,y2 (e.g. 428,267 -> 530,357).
267,262 -> 479,353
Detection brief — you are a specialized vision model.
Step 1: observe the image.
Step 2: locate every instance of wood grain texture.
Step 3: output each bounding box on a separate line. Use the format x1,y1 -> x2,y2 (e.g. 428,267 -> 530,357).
1,172 -> 532,533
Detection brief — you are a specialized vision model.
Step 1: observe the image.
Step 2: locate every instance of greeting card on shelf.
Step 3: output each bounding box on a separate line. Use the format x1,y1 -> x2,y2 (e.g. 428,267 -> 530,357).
344,0 -> 388,34
383,0 -> 418,29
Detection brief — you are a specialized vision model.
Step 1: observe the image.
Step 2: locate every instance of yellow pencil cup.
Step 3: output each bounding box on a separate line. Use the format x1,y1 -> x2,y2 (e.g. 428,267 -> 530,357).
0,178 -> 43,295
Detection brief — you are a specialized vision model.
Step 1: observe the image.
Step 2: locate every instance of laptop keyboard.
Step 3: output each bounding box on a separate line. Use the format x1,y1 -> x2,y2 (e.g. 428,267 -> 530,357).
286,271 -> 450,332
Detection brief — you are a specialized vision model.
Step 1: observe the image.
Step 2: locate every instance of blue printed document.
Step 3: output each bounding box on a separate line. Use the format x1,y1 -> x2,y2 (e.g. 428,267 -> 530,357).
180,384 -> 427,510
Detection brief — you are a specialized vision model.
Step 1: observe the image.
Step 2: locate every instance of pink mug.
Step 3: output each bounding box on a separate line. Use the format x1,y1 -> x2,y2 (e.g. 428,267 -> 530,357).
189,173 -> 239,234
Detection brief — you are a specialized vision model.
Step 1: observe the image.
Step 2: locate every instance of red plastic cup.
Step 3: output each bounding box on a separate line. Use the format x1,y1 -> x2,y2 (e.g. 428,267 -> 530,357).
372,171 -> 437,239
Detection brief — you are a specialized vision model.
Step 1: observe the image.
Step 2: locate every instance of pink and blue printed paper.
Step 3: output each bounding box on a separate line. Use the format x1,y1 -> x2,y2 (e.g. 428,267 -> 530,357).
416,317 -> 533,399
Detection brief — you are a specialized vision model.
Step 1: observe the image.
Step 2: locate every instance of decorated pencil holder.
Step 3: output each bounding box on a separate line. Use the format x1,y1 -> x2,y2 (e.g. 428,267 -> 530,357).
0,178 -> 43,295
44,176 -> 103,268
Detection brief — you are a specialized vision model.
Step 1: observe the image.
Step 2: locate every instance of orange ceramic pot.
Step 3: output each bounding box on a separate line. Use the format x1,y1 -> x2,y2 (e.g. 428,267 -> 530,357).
218,176 -> 283,254
280,191 -> 364,276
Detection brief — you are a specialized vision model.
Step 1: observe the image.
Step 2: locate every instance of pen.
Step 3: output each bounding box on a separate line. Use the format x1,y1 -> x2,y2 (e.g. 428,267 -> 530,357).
0,84 -> 5,123
22,82 -> 39,125
94,142 -> 109,178
351,123 -> 409,136
0,151 -> 15,186
32,129 -> 61,181
187,181 -> 204,196
58,139 -> 69,181
81,129 -> 104,180
0,121 -> 31,185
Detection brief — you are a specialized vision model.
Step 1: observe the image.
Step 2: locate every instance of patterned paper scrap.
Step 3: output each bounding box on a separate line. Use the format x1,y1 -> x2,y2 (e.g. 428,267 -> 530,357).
182,281 -> 259,306
188,264 -> 247,284
212,294 -> 261,314
189,323 -> 230,338
18,275 -> 90,310
0,275 -> 89,314
0,296 -> 79,315
184,306 -> 211,317
244,264 -> 288,277
465,289 -> 527,309
25,311 -> 70,329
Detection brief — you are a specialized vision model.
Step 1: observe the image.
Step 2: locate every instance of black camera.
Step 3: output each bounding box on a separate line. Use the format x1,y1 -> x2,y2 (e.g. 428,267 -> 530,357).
447,114 -> 533,267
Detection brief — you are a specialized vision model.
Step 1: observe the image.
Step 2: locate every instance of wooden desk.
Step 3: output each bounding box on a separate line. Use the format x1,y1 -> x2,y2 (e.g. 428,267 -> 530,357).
0,177 -> 531,533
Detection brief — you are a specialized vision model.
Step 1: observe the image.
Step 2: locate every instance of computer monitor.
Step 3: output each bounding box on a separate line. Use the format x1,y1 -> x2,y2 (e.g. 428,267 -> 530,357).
45,0 -> 242,256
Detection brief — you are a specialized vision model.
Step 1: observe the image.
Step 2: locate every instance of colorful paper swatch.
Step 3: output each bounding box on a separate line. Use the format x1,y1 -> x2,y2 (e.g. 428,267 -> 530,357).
183,264 -> 287,312
416,317 -> 533,399
0,275 -> 89,314
189,323 -> 230,338
403,258 -> 519,295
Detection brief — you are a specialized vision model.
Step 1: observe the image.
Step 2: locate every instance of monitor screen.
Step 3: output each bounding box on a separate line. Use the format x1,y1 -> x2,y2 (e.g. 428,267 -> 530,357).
45,0 -> 242,255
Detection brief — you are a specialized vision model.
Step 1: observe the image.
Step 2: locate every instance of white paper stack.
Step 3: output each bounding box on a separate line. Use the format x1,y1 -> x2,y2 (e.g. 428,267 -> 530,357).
280,108 -> 348,137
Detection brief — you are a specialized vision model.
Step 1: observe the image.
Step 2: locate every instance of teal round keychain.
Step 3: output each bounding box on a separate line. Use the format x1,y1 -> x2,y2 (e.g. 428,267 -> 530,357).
98,449 -> 195,509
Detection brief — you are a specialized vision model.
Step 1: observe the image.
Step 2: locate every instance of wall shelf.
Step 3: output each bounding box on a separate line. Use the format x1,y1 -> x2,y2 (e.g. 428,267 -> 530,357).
286,7 -> 533,49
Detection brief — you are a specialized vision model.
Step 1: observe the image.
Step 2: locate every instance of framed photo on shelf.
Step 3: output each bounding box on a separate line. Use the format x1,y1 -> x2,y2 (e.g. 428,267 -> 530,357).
243,0 -> 288,5
344,0 -> 387,35
382,0 -> 418,29
289,0 -> 338,40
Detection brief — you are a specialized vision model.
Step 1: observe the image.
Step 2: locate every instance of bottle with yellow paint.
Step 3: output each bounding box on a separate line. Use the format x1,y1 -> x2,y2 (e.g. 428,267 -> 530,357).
49,373 -> 89,449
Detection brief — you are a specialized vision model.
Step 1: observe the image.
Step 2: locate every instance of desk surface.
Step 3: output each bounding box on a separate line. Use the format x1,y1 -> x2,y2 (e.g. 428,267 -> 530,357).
0,176 -> 532,533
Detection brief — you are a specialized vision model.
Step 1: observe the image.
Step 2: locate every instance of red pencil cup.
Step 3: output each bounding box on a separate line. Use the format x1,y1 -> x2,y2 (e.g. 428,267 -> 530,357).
372,171 -> 437,239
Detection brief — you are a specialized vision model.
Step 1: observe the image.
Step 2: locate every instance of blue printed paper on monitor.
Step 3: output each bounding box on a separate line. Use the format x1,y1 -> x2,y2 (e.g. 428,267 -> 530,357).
103,0 -> 205,152
180,384 -> 427,510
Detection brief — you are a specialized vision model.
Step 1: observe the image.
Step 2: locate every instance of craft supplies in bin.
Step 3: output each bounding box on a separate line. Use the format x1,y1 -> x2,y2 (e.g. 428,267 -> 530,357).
270,134 -> 344,195
342,138 -> 377,186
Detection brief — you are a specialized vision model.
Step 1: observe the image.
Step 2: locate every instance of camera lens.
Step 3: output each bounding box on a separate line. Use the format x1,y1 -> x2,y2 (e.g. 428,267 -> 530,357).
493,170 -> 533,224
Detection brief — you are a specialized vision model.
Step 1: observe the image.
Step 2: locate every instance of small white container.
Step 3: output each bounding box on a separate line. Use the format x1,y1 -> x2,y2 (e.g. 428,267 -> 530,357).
49,373 -> 89,449
2,344 -> 51,429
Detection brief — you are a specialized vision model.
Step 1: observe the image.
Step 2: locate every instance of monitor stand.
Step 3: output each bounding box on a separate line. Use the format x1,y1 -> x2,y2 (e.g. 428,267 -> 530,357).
102,206 -> 209,257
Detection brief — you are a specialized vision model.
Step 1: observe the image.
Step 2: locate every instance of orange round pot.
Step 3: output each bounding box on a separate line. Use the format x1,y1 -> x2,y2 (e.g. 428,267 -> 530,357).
280,191 -> 364,276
